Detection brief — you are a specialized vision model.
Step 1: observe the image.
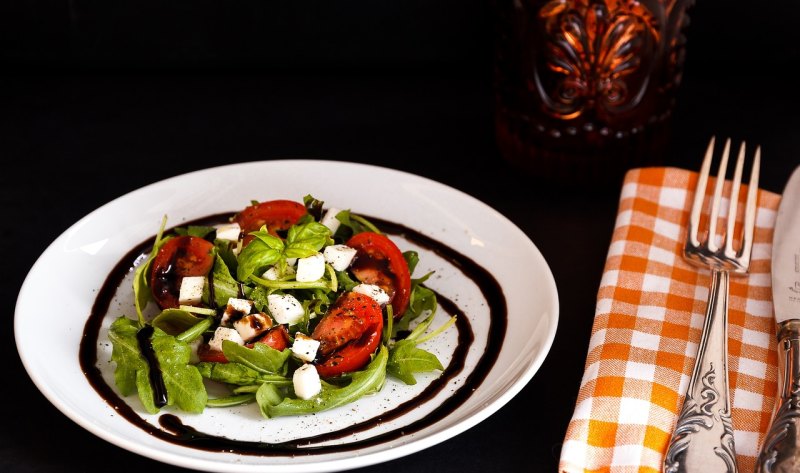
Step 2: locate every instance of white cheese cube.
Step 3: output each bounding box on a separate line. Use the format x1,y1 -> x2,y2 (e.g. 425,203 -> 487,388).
221,298 -> 254,326
208,326 -> 244,352
323,244 -> 357,271
286,257 -> 297,266
267,293 -> 305,325
296,253 -> 325,282
293,364 -> 321,399
234,312 -> 273,342
178,276 -> 205,306
320,208 -> 341,234
215,222 -> 242,242
262,264 -> 296,281
352,283 -> 390,306
291,333 -> 320,363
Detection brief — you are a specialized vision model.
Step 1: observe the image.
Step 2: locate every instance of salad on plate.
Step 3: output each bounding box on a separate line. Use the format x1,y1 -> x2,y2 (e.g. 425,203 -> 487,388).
108,195 -> 455,419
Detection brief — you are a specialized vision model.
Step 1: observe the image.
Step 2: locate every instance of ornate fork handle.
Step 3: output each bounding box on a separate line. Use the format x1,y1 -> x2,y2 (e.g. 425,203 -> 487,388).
755,320 -> 800,473
664,269 -> 737,473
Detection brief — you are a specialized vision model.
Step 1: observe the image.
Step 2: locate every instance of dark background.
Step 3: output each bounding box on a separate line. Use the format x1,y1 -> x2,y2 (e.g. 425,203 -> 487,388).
2,1 -> 799,472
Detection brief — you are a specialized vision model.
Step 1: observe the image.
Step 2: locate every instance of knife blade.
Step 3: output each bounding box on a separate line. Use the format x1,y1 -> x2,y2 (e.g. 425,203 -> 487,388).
756,165 -> 800,473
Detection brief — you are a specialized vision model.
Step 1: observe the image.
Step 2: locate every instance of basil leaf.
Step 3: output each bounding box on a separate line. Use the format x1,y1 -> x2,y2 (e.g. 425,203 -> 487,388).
260,345 -> 388,418
284,222 -> 331,259
236,238 -> 282,282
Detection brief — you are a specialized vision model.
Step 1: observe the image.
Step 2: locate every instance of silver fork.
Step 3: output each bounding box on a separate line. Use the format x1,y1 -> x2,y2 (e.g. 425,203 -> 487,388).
664,137 -> 761,473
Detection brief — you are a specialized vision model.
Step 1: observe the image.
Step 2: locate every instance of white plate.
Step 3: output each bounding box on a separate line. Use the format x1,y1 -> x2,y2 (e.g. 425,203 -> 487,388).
15,160 -> 559,473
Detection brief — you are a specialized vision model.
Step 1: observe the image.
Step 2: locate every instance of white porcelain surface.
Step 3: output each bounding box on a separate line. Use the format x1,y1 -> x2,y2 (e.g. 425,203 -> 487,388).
15,160 -> 559,473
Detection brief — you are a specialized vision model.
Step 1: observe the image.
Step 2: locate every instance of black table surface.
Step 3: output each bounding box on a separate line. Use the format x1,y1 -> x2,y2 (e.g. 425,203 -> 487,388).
2,2 -> 800,472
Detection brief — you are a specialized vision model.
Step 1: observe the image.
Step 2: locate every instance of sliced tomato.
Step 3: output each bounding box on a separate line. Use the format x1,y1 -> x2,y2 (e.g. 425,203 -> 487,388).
233,200 -> 306,245
149,235 -> 215,310
197,325 -> 290,363
311,292 -> 383,378
346,232 -> 411,318
249,325 -> 290,352
197,343 -> 228,363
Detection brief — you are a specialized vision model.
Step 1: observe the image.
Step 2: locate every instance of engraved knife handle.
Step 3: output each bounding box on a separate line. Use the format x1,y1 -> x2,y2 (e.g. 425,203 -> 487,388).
664,269 -> 737,473
755,319 -> 800,473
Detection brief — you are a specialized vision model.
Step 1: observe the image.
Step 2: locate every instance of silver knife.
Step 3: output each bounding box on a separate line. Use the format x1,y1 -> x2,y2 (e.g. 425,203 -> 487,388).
756,165 -> 800,473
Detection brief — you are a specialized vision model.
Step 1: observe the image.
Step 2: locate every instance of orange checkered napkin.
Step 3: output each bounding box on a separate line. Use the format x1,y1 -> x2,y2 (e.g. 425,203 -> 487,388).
559,167 -> 782,473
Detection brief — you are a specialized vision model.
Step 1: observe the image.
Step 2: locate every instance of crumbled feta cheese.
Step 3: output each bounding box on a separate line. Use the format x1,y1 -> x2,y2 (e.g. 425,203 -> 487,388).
178,276 -> 205,306
296,253 -> 325,282
291,333 -> 320,363
234,312 -> 273,342
293,364 -> 321,400
352,283 -> 390,306
215,222 -> 242,242
267,293 -> 305,325
221,298 -> 254,326
208,326 -> 244,352
262,264 -> 296,281
323,244 -> 357,271
320,207 -> 341,234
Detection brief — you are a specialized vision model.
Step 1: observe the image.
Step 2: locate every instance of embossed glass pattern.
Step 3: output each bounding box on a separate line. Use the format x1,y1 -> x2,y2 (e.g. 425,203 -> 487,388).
494,0 -> 693,181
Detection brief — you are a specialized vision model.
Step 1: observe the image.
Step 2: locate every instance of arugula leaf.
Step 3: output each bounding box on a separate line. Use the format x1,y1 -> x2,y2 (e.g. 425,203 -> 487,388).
108,316 -> 147,397
334,210 -> 382,236
221,341 -> 291,375
394,272 -> 437,334
109,317 -> 207,413
386,275 -> 457,385
258,345 -> 388,418
303,194 -> 324,221
150,328 -> 207,413
214,240 -> 239,277
197,362 -> 292,386
174,225 -> 216,238
204,254 -> 240,307
151,309 -> 206,336
132,216 -> 170,325
387,340 -> 443,385
206,394 -> 255,408
403,251 -> 420,275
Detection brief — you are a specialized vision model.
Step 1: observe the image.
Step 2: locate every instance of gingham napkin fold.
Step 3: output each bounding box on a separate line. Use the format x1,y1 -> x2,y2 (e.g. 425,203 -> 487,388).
559,167 -> 782,473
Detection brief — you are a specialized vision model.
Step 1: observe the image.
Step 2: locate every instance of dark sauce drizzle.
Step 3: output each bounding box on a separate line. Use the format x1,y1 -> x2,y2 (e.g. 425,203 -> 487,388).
135,325 -> 168,408
79,213 -> 507,455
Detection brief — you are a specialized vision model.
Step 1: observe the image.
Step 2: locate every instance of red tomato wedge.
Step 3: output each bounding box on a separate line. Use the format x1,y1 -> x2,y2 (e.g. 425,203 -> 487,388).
197,325 -> 290,363
233,200 -> 306,245
149,235 -> 215,310
311,292 -> 383,378
346,232 -> 411,318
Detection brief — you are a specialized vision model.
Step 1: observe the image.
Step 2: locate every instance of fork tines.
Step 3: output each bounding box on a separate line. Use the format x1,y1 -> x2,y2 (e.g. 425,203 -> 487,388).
685,136 -> 761,274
